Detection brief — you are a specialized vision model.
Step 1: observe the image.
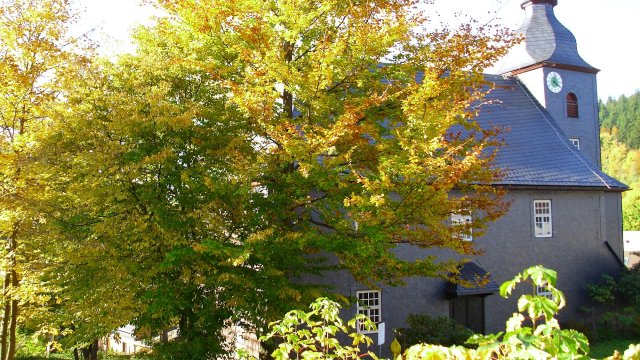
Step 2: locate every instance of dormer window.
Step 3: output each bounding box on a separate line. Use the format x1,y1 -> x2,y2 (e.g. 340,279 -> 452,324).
566,93 -> 579,118
569,138 -> 580,150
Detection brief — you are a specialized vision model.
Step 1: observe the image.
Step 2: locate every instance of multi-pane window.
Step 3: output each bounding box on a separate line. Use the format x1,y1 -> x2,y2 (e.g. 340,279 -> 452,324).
536,284 -> 554,300
356,290 -> 381,333
569,138 -> 580,150
534,200 -> 552,238
566,92 -> 579,118
451,214 -> 473,242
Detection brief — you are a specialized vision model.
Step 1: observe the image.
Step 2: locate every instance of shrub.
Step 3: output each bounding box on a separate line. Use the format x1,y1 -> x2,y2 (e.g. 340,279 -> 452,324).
619,264 -> 640,306
396,314 -> 473,348
259,298 -> 377,360
408,266 -> 593,359
250,266 -> 640,359
586,264 -> 640,340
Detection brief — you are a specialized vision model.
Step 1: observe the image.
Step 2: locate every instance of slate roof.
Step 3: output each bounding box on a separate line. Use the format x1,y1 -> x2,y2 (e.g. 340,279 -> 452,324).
477,74 -> 627,190
445,261 -> 499,297
498,1 -> 597,74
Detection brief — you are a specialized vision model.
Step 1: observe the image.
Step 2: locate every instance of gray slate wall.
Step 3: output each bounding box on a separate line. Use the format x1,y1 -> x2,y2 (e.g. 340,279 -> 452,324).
478,189 -> 623,332
312,188 -> 623,356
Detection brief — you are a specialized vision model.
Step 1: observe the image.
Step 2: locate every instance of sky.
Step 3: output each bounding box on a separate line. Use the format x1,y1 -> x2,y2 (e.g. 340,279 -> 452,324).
74,0 -> 640,101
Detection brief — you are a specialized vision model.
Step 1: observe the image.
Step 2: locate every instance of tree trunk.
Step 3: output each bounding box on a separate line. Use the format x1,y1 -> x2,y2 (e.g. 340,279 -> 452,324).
78,340 -> 98,360
179,314 -> 188,341
81,346 -> 89,360
161,330 -> 169,343
0,272 -> 10,360
5,228 -> 18,360
45,334 -> 53,357
90,340 -> 98,360
73,348 -> 79,360
282,41 -> 294,120
6,298 -> 17,360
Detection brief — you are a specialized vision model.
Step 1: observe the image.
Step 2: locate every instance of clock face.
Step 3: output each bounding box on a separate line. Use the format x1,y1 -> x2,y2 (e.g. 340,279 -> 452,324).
546,71 -> 563,93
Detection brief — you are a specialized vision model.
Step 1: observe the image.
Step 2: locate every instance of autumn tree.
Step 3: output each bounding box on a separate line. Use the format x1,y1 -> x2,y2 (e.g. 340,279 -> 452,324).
0,0 -> 93,358
38,0 -> 514,357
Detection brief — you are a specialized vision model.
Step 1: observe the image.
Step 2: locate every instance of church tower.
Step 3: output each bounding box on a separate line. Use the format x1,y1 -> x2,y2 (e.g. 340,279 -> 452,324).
500,0 -> 601,168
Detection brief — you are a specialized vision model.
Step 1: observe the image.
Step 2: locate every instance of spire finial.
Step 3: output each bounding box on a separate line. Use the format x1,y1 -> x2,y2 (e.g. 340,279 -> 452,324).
521,0 -> 557,9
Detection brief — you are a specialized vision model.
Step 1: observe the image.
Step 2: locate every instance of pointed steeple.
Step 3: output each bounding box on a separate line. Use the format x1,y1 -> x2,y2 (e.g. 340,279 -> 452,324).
499,0 -> 598,75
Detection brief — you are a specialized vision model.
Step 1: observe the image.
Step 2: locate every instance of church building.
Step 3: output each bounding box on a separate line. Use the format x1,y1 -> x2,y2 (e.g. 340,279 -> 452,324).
324,0 -> 627,351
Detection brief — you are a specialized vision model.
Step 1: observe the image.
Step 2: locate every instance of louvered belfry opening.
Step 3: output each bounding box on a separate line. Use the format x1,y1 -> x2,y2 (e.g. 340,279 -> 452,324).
566,92 -> 579,118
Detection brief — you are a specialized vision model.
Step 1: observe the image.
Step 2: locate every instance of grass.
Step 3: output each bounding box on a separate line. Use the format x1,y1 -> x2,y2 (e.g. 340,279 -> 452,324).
17,353 -> 143,360
17,353 -> 139,360
590,338 -> 638,359
13,330 -> 148,360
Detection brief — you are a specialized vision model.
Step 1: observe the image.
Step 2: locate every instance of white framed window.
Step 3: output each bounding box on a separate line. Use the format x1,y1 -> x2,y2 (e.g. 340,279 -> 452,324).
569,138 -> 580,150
533,200 -> 552,238
451,213 -> 473,241
356,290 -> 381,333
536,284 -> 554,300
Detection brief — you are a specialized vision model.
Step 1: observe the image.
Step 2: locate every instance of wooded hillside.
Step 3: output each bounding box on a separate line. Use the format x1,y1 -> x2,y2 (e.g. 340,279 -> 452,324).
600,91 -> 640,149
600,92 -> 640,230
601,130 -> 640,230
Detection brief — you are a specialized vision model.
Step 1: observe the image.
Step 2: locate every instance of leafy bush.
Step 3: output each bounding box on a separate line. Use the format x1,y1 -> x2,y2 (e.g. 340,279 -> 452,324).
396,314 -> 473,348
619,265 -> 640,305
249,266 -> 640,359
586,264 -> 640,340
259,298 -> 378,360
587,274 -> 618,304
407,266 -> 593,359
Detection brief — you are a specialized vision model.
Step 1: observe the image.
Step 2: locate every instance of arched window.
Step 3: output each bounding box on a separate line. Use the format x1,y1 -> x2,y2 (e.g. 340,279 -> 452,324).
566,92 -> 579,118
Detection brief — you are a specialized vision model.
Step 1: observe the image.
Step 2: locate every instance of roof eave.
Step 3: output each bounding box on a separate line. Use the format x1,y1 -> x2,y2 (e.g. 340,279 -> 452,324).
492,183 -> 628,192
502,61 -> 600,76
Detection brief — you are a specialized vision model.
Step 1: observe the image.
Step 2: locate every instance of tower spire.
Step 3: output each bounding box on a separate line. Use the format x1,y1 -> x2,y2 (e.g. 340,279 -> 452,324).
499,0 -> 597,75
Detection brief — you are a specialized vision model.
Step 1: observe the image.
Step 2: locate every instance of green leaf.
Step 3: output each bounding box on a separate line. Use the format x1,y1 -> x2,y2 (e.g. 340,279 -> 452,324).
500,275 -> 522,297
523,265 -> 558,287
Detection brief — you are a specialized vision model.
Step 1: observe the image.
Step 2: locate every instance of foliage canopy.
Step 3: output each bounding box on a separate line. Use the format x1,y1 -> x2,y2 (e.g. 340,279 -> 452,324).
3,0 -> 516,357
